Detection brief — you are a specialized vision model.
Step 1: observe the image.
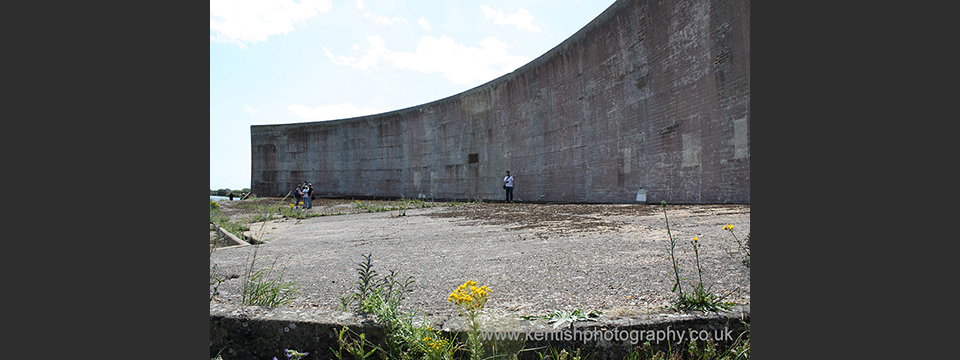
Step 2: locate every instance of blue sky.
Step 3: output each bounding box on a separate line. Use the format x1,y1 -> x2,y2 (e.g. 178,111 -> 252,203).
211,0 -> 617,190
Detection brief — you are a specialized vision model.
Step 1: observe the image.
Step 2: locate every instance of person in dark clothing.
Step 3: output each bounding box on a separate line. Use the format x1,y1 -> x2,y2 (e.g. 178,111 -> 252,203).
294,184 -> 303,208
306,183 -> 314,209
503,171 -> 514,203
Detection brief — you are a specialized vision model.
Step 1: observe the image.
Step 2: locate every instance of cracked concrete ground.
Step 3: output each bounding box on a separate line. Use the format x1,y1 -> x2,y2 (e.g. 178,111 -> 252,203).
209,198 -> 750,326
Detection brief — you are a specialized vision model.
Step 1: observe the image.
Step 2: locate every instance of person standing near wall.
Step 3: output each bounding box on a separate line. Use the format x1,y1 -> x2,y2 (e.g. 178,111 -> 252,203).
306,182 -> 313,209
503,171 -> 514,203
294,184 -> 303,208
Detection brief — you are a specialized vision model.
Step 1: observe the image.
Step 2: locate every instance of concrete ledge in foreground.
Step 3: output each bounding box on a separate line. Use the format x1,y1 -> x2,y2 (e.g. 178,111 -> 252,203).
210,303 -> 750,359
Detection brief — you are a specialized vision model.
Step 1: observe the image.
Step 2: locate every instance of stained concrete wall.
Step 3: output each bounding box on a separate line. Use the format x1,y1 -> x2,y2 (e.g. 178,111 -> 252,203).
251,0 -> 749,204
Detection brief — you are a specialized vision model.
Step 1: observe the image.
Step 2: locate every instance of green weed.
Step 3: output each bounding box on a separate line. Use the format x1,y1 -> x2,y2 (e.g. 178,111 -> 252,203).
520,309 -> 602,329
337,253 -> 442,360
240,246 -> 300,307
722,224 -> 750,268
660,201 -> 733,312
332,326 -> 381,360
537,347 -> 585,360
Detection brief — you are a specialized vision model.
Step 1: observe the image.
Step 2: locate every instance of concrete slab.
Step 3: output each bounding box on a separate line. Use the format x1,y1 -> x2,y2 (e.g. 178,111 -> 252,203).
210,202 -> 750,323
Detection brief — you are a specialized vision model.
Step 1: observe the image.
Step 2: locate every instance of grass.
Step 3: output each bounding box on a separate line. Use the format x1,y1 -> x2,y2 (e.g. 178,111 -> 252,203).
210,200 -> 250,241
353,197 -> 465,216
210,196 -> 323,247
239,245 -> 300,307
247,202 -> 320,222
210,197 -> 302,307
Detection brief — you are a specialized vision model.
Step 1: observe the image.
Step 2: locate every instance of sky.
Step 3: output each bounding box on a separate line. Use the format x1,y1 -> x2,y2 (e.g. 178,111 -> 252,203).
211,0 -> 618,191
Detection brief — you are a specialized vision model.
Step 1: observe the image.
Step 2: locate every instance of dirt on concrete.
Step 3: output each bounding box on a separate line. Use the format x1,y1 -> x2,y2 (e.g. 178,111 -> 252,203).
209,198 -> 750,326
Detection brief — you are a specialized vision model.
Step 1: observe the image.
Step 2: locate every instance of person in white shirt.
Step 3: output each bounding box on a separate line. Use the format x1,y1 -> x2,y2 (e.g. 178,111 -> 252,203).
503,171 -> 514,203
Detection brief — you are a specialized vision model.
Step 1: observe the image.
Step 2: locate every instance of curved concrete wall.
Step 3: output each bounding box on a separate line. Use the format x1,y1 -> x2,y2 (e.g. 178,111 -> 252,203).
251,0 -> 749,204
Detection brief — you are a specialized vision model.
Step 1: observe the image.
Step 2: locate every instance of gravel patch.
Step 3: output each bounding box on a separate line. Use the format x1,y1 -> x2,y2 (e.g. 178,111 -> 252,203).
209,199 -> 750,326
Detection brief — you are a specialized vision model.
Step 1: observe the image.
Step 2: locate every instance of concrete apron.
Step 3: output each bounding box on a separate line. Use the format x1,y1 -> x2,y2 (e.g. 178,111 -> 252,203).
210,303 -> 749,360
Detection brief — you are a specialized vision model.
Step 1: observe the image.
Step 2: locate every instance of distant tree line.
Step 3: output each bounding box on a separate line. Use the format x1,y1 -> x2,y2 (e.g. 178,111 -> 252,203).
210,188 -> 251,197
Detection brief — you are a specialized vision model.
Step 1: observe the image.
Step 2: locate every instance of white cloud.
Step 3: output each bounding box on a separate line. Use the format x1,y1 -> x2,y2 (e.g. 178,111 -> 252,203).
288,103 -> 380,121
364,12 -> 409,27
417,16 -> 431,31
210,0 -> 333,48
322,35 -> 390,72
480,5 -> 542,33
323,34 -> 531,85
243,105 -> 258,114
390,35 -> 531,84
355,0 -> 364,11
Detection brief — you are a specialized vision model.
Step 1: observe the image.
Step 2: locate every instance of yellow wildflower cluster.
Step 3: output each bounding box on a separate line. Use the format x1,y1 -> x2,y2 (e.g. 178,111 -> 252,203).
723,224 -> 734,231
422,336 -> 448,351
447,280 -> 489,312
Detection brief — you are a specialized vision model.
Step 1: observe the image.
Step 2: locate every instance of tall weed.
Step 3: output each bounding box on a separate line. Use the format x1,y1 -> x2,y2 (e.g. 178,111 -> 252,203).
240,246 -> 300,307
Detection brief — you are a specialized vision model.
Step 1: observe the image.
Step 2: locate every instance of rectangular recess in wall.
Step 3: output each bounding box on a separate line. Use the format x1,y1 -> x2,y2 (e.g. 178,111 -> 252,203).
468,153 -> 479,164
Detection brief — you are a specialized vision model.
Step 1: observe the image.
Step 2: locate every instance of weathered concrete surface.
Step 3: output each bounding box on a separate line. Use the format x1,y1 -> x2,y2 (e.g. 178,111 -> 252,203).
211,303 -> 749,360
209,199 -> 751,359
209,201 -> 750,318
251,0 -> 749,204
210,304 -> 384,360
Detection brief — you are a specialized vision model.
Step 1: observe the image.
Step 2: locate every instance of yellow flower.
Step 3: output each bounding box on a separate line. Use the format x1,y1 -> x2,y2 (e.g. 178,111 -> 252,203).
423,336 -> 446,350
693,236 -> 698,242
448,280 -> 489,314
723,224 -> 733,231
